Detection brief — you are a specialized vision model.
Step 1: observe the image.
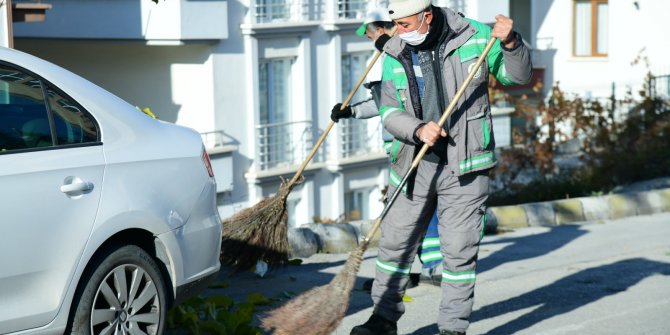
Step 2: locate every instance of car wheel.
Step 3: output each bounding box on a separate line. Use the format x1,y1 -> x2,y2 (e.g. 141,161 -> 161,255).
68,245 -> 168,335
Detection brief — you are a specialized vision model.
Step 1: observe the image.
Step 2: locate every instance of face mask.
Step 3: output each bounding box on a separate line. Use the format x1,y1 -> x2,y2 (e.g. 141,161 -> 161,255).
399,13 -> 428,46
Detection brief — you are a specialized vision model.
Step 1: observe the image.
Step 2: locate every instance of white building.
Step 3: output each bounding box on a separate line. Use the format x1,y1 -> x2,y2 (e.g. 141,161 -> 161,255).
10,0 -> 668,226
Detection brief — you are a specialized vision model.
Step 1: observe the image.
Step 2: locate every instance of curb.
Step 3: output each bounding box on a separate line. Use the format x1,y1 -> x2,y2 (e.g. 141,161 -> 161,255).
488,188 -> 670,230
287,187 -> 670,258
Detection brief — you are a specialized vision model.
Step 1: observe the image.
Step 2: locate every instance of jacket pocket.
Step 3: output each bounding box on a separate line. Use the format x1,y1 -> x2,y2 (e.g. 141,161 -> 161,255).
465,106 -> 493,152
459,107 -> 496,175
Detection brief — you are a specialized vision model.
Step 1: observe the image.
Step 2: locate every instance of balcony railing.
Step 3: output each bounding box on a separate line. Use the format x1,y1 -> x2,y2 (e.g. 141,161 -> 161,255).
253,0 -> 322,23
337,0 -> 367,19
340,118 -> 385,158
256,120 -> 319,171
200,130 -> 236,150
255,118 -> 386,172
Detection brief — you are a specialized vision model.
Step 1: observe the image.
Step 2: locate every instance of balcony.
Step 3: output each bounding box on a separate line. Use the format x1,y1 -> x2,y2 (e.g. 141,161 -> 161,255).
339,118 -> 385,158
256,120 -> 320,171
336,0 -> 367,19
252,118 -> 388,179
253,0 -> 321,24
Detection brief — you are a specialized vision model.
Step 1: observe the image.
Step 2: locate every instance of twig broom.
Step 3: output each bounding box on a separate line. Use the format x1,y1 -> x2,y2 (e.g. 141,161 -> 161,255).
261,37 -> 498,335
220,28 -> 397,272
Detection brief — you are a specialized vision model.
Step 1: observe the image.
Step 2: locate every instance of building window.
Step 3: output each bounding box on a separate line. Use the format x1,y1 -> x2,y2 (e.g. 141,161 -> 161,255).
338,0 -> 367,19
258,58 -> 293,169
341,52 -> 371,157
345,187 -> 373,220
574,0 -> 608,57
253,0 -> 314,23
254,0 -> 290,23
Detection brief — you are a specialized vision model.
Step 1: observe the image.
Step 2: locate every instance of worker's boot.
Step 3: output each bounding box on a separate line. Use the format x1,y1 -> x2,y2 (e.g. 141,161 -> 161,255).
350,314 -> 397,335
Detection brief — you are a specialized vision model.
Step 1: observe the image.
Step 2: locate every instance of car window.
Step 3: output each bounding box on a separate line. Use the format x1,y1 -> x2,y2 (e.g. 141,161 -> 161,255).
0,65 -> 52,152
0,63 -> 100,154
45,85 -> 98,145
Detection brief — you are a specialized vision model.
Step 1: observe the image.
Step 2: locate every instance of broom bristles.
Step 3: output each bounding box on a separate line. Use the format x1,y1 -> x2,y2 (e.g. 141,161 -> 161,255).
220,178 -> 300,272
261,245 -> 366,335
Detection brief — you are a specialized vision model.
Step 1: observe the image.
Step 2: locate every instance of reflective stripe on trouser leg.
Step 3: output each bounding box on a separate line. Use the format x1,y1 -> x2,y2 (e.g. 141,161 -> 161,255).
436,170 -> 489,332
419,211 -> 443,269
372,161 -> 437,322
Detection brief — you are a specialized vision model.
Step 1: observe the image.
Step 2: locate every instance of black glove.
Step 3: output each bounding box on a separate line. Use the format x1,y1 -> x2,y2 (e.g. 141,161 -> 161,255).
330,103 -> 353,122
375,34 -> 391,52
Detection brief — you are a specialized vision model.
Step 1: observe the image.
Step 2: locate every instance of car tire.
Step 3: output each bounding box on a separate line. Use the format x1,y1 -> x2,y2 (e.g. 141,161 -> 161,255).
67,245 -> 168,335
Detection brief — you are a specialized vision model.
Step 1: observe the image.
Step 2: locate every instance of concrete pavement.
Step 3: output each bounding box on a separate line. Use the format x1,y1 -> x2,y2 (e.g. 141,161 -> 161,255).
289,185 -> 670,257
213,212 -> 670,335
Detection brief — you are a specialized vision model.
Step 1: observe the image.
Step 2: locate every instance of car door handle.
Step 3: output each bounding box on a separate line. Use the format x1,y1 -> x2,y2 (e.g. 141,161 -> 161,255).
60,181 -> 94,194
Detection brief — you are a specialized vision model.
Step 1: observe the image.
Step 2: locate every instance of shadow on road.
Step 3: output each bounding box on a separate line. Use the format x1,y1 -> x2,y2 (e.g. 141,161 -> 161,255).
471,258 -> 670,334
212,225 -> 590,333
208,253 -> 378,329
478,224 -> 588,274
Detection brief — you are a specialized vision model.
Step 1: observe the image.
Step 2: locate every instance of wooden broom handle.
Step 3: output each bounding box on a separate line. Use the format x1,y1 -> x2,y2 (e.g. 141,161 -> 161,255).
288,26 -> 398,186
363,37 -> 498,243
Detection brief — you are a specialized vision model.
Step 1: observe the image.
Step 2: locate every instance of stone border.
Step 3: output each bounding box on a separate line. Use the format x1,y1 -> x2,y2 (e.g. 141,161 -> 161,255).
488,188 -> 670,229
287,188 -> 670,258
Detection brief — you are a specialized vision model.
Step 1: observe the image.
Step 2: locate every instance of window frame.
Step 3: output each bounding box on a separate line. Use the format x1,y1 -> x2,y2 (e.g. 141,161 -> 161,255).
258,57 -> 294,126
344,186 -> 373,221
0,60 -> 101,156
572,0 -> 609,57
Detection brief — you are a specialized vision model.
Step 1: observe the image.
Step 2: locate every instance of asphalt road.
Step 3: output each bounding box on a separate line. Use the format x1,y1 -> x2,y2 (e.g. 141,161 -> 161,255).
213,212 -> 670,335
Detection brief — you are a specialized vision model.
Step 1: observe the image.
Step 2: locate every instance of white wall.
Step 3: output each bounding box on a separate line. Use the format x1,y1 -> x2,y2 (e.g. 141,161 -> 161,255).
533,0 -> 670,99
13,0 -> 228,41
16,40 -> 216,132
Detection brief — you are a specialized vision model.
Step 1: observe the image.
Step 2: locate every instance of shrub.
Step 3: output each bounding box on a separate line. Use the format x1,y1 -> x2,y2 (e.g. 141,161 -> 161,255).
490,73 -> 670,206
166,293 -> 268,335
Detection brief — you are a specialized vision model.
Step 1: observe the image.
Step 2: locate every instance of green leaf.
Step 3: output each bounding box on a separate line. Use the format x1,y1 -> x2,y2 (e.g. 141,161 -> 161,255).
182,295 -> 205,308
208,281 -> 230,289
246,293 -> 270,306
199,320 -> 228,335
237,302 -> 256,315
287,259 -> 303,266
205,295 -> 235,309
219,310 -> 246,332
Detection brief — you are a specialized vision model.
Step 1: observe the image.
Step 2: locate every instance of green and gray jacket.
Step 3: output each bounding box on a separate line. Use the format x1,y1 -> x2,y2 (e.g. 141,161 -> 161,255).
380,7 -> 532,193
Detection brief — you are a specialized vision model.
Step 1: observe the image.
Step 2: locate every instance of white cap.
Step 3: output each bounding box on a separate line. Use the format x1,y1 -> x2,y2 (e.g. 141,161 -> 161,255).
387,0 -> 432,20
356,7 -> 392,36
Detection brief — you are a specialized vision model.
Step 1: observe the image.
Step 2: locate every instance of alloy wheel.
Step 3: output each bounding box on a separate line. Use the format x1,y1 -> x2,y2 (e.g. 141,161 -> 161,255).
90,264 -> 161,335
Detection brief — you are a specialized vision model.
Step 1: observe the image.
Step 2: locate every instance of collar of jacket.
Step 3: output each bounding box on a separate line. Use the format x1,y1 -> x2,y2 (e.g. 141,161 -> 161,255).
384,7 -> 476,59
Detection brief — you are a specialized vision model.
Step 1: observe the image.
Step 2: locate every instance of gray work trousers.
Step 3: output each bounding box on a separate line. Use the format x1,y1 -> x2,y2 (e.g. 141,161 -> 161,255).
371,160 -> 489,332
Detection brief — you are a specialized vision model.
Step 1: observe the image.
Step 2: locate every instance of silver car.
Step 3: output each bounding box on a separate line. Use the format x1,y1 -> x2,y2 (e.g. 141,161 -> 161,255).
0,47 -> 222,334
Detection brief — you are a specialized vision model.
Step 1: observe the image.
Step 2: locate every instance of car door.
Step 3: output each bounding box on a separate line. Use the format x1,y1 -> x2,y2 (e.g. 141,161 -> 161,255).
0,62 -> 104,333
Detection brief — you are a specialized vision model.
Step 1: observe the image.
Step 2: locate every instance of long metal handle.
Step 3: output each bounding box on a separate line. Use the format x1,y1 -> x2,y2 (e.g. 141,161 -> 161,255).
363,37 -> 498,244
287,27 -> 398,186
